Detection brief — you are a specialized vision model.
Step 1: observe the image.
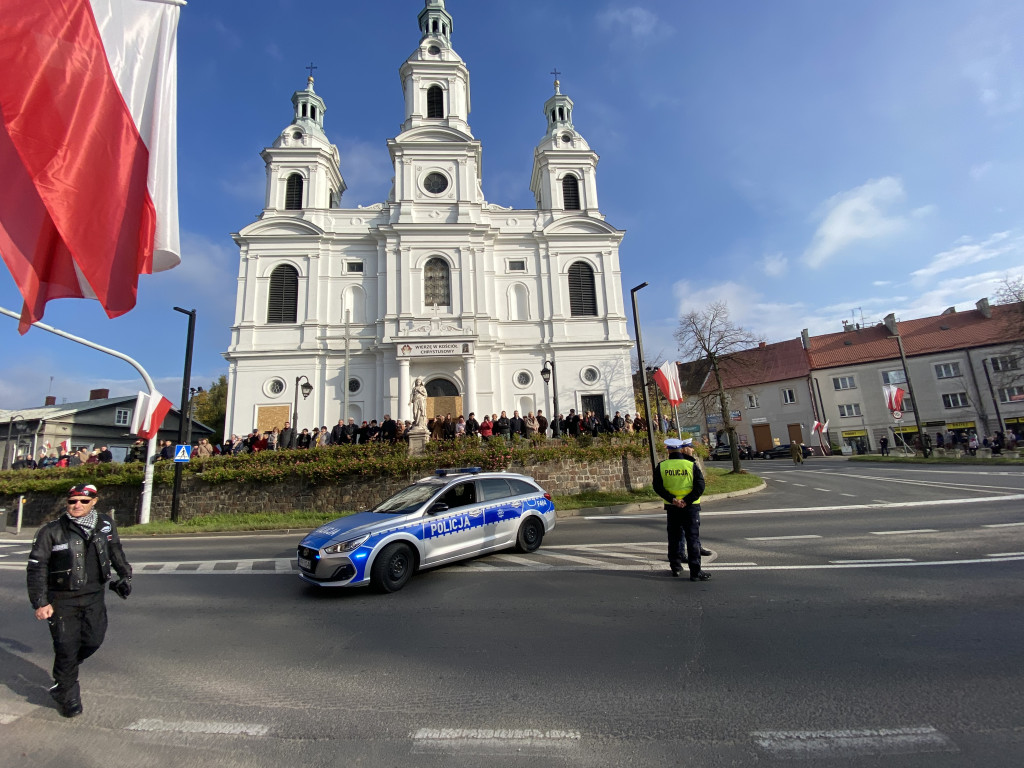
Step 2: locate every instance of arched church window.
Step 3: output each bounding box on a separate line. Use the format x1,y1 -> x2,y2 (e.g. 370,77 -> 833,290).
427,379 -> 459,397
285,174 -> 303,210
432,19 -> 439,33
310,105 -> 317,120
562,175 -> 581,210
568,262 -> 597,317
267,265 -> 299,323
424,258 -> 451,307
427,85 -> 444,119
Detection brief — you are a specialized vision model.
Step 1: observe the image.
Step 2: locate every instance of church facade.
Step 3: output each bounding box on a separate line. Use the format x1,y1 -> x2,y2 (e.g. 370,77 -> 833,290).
223,0 -> 635,437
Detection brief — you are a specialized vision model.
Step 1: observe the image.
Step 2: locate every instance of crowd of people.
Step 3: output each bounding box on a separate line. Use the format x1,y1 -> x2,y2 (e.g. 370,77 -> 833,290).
213,408 -> 668,456
10,446 -> 113,470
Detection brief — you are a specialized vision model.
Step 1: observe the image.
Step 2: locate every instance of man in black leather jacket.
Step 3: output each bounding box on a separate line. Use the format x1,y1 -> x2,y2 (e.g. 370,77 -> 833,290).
26,484 -> 132,718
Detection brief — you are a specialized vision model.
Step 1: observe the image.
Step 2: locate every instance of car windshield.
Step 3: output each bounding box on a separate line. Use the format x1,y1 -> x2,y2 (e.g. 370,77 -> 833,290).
371,483 -> 442,515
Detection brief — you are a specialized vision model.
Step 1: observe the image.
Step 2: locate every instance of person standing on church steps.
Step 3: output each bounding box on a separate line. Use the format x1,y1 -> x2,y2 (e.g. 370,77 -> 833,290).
330,419 -> 346,445
279,421 -> 295,450
653,438 -> 711,581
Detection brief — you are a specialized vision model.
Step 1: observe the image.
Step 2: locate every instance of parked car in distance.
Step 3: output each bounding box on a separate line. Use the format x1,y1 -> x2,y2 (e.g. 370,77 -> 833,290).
710,444 -> 755,460
760,443 -> 813,459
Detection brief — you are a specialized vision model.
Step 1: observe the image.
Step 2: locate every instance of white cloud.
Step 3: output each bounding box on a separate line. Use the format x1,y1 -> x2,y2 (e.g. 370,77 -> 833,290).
762,252 -> 788,277
671,280 -> 802,344
911,231 -> 1017,281
873,280 -> 891,287
962,43 -> 1022,116
803,177 -> 910,268
970,161 -> 993,180
597,6 -> 672,41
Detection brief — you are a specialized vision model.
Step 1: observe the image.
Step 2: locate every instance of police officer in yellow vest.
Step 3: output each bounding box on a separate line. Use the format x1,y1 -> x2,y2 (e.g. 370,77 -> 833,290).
653,438 -> 711,581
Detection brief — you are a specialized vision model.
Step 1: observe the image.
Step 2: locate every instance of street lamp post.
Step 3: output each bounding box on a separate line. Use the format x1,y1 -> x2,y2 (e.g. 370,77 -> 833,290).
630,282 -> 658,475
171,307 -> 197,524
540,361 -> 560,437
5,414 -> 25,470
294,375 -> 314,430
889,329 -> 928,457
646,367 -> 664,433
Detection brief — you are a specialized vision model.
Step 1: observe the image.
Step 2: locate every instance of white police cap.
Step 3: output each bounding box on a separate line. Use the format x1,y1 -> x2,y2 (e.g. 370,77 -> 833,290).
665,438 -> 691,449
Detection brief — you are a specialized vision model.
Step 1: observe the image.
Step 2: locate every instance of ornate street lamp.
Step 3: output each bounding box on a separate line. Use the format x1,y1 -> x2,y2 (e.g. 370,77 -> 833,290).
540,360 -> 560,437
294,375 -> 314,428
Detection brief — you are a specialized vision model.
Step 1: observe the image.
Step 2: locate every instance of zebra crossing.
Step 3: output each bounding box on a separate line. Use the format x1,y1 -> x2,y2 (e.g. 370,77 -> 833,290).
34,543 -> 681,576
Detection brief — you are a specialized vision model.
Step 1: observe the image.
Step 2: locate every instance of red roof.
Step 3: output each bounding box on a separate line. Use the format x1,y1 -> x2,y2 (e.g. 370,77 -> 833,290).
807,303 -> 1024,369
700,338 -> 809,393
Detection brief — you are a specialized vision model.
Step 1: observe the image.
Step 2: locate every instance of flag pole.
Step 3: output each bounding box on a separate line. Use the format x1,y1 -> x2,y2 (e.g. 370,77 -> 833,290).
0,306 -> 159,524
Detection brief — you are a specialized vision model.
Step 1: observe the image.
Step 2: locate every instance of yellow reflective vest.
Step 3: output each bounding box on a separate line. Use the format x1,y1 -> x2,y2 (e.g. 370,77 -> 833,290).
658,458 -> 702,505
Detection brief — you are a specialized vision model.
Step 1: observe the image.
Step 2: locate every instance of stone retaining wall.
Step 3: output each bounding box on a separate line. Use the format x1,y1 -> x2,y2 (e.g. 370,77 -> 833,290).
1,455 -> 655,528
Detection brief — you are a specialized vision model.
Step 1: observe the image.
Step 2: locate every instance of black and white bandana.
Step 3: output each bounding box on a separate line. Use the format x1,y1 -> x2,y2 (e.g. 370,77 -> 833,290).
66,508 -> 98,537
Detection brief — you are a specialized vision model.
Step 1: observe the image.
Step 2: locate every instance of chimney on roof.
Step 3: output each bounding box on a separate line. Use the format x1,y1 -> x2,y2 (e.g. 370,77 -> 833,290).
89,388 -> 109,400
941,306 -> 956,315
801,328 -> 810,349
44,396 -> 56,406
842,320 -> 852,332
883,312 -> 898,336
976,297 -> 991,318
759,341 -> 766,349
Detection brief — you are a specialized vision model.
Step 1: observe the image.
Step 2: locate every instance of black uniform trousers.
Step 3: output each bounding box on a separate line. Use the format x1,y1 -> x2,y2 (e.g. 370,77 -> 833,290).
47,590 -> 107,704
666,504 -> 702,575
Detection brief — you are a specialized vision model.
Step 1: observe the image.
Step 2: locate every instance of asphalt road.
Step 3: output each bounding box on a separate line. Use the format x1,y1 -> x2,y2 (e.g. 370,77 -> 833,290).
1,460 -> 1022,767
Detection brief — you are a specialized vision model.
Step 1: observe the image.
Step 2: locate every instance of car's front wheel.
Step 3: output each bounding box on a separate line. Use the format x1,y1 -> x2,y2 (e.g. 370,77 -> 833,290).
516,517 -> 544,553
370,542 -> 415,593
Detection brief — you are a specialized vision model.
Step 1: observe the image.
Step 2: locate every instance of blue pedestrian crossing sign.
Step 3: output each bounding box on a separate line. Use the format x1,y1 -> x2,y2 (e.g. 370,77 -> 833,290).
174,445 -> 192,463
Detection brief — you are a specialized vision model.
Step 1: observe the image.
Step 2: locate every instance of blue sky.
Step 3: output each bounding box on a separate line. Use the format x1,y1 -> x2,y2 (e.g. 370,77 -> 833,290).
2,0 -> 1023,410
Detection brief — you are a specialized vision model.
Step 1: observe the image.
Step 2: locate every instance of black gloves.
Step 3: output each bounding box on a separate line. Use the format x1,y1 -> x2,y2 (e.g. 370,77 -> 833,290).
110,577 -> 132,599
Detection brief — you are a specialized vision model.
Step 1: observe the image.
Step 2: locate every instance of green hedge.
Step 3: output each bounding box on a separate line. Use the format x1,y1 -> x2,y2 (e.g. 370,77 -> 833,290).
0,433 -> 699,495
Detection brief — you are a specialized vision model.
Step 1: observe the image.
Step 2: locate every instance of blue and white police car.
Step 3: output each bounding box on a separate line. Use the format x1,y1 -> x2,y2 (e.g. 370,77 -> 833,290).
296,468 -> 555,592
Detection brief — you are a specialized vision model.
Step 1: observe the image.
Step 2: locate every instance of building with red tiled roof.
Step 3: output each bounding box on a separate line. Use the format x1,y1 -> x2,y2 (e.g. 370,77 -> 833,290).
672,298 -> 1023,456
806,299 -> 1023,452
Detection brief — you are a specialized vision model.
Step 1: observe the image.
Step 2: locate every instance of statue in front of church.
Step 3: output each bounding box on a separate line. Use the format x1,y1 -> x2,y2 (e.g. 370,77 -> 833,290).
410,377 -> 428,430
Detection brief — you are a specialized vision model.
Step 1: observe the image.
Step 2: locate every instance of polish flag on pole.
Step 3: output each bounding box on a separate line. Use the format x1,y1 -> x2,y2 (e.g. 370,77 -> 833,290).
883,385 -> 906,412
59,440 -> 70,455
652,361 -> 684,407
0,0 -> 183,333
130,390 -> 174,440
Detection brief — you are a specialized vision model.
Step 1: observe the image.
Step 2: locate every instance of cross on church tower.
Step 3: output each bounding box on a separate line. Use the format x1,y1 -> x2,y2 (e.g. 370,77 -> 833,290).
305,62 -> 318,79
550,68 -> 561,93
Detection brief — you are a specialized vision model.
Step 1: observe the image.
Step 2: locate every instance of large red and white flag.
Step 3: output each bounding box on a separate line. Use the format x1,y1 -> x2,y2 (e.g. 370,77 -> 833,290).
130,390 -> 174,440
0,0 -> 182,333
652,361 -> 684,407
883,385 -> 906,412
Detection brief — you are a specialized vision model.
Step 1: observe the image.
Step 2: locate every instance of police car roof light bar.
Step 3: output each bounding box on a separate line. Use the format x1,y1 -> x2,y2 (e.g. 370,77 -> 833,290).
434,467 -> 482,477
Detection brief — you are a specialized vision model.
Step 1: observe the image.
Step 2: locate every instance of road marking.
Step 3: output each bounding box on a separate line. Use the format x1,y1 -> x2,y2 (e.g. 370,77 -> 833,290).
841,493 -> 857,497
127,718 -> 269,736
870,529 -> 938,535
987,552 -> 1024,557
831,558 -> 914,564
746,535 -> 821,541
813,488 -> 831,492
489,553 -> 553,568
872,499 -> 889,504
752,726 -> 956,758
983,521 -> 1024,528
0,713 -> 20,725
540,551 -> 618,567
790,483 -> 806,487
411,728 -> 580,754
586,493 -> 1024,520
806,469 -> 1024,494
773,479 -> 788,483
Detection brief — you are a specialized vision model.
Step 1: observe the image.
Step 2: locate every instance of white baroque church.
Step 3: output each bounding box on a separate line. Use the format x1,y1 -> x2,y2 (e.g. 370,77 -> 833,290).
223,0 -> 635,436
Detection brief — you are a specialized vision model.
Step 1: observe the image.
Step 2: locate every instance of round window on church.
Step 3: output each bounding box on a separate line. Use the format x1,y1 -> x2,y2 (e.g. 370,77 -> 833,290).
428,45 -> 441,55
581,367 -> 600,384
561,133 -> 572,144
264,378 -> 286,398
348,378 -> 361,394
514,370 -> 533,389
292,131 -> 303,140
423,172 -> 449,195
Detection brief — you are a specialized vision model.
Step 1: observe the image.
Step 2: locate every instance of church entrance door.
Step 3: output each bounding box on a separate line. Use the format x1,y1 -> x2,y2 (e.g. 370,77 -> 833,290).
426,378 -> 462,420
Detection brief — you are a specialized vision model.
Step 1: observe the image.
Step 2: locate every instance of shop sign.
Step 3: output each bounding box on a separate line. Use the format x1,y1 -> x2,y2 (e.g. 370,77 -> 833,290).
923,421 -> 946,427
680,424 -> 702,435
730,410 -> 742,421
841,429 -> 867,437
946,421 -> 976,430
751,417 -> 768,424
397,341 -> 473,357
893,426 -> 918,434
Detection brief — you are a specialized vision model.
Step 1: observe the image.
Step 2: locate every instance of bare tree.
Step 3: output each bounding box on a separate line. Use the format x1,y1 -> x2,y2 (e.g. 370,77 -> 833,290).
994,275 -> 1024,398
675,302 -> 761,473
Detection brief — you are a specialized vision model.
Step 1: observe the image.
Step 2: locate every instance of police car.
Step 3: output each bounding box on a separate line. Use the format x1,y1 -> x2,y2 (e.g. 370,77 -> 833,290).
296,468 -> 555,592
